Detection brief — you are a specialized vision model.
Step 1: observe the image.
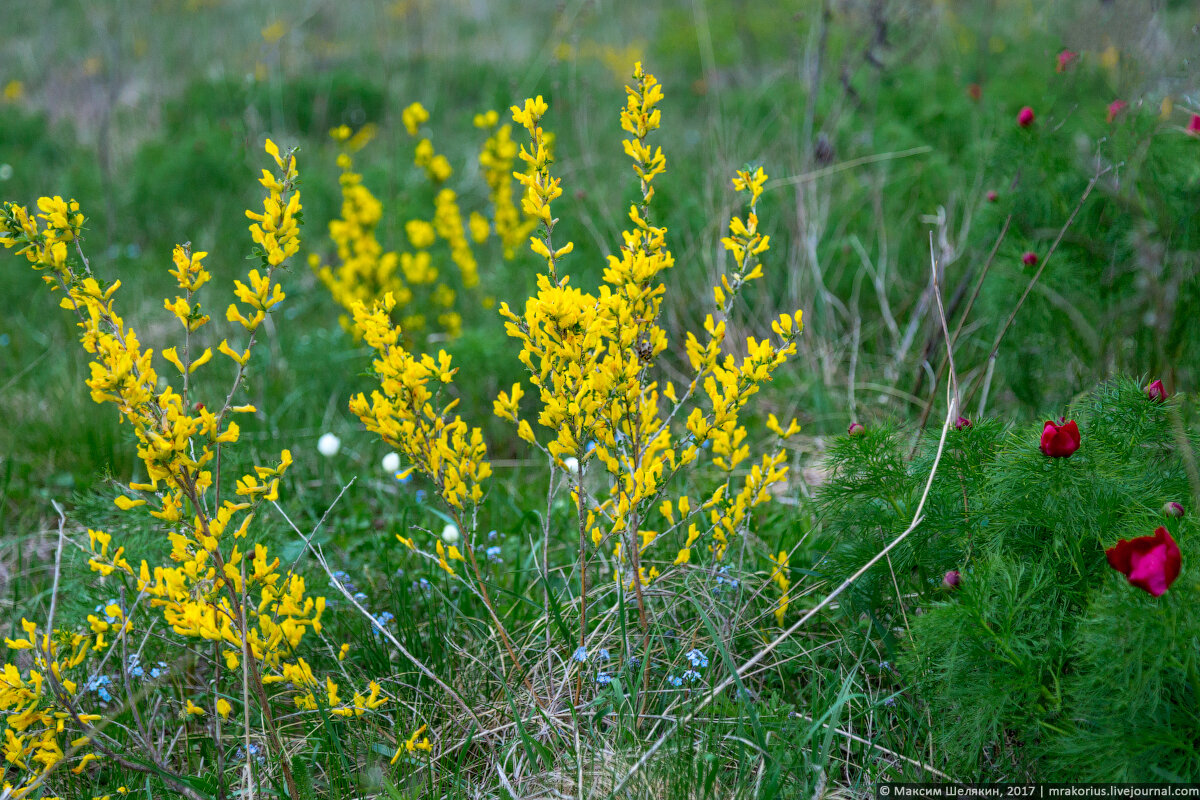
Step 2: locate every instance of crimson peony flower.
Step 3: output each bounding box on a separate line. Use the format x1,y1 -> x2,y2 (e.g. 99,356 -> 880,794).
955,416 -> 972,430
1107,100 -> 1127,123
1188,114 -> 1200,135
1056,50 -> 1078,73
1146,379 -> 1167,402
986,190 -> 999,203
848,422 -> 865,436
1040,419 -> 1080,457
1022,251 -> 1039,267
1017,106 -> 1035,127
943,570 -> 962,589
1163,502 -> 1185,518
1105,526 -> 1182,597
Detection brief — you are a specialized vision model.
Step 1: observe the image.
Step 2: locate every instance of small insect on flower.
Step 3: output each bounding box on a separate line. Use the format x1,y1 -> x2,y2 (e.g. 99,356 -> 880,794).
382,451 -> 401,473
318,432 -> 341,457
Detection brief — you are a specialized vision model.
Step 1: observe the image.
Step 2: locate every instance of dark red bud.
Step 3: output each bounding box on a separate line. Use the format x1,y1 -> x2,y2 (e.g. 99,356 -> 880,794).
848,422 -> 865,436
1146,380 -> 1167,403
943,570 -> 962,589
1163,502 -> 1185,518
1022,252 -> 1039,267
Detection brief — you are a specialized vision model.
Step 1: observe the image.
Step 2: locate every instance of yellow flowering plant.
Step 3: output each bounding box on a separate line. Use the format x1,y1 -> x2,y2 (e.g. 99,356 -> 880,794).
0,142 -> 384,797
350,62 -> 803,718
312,102 -> 536,343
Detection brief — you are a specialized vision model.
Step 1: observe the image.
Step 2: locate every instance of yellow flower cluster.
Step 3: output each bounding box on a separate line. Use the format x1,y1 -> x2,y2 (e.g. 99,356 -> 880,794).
314,108 -> 531,342
475,110 -> 538,258
348,294 -> 492,512
768,550 -> 791,626
498,64 -> 802,608
1,141 -> 385,793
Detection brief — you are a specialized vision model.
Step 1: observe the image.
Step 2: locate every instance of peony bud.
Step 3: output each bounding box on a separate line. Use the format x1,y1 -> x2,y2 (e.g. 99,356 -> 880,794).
1022,251 -> 1039,267
317,432 -> 341,458
1188,114 -> 1200,136
1017,106 -> 1035,127
1040,419 -> 1080,458
1105,526 -> 1182,597
955,416 -> 972,430
848,422 -> 865,436
1145,379 -> 1167,403
1106,99 -> 1127,123
1163,502 -> 1185,518
986,190 -> 999,203
1056,50 -> 1078,73
942,570 -> 962,589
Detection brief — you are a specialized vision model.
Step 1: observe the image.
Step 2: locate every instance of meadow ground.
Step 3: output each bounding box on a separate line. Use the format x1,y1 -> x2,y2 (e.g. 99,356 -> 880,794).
1,1 -> 1198,797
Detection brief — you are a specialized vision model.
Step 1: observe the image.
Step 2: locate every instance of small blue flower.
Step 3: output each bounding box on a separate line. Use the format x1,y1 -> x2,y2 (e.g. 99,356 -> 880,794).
682,669 -> 702,683
597,648 -> 610,661
685,649 -> 709,669
667,675 -> 683,687
572,646 -> 588,663
486,545 -> 503,563
627,656 -> 641,671
596,671 -> 612,685
487,529 -> 499,540
883,696 -> 897,708
98,686 -> 112,702
353,592 -> 368,603
376,612 -> 394,626
414,489 -> 427,503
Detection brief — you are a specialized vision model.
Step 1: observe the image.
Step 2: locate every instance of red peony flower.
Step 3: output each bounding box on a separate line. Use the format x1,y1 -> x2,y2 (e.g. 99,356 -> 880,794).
1022,251 -> 1039,266
848,422 -> 865,436
1040,419 -> 1080,457
943,570 -> 962,589
1017,106 -> 1035,127
955,416 -> 972,430
1188,114 -> 1200,135
1105,526 -> 1182,597
1163,502 -> 1185,518
1107,100 -> 1127,123
1146,379 -> 1167,402
1056,50 -> 1078,73
986,190 -> 999,203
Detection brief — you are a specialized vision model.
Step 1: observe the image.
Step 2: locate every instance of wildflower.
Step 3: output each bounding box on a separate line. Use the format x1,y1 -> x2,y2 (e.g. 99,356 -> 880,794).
376,611 -> 395,627
1056,50 -> 1078,72
441,523 -> 459,544
685,649 -> 709,669
1107,100 -> 1127,123
1187,114 -> 1200,135
848,422 -> 865,436
955,416 -> 972,430
485,545 -> 503,563
1022,251 -> 1038,267
1105,526 -> 1182,597
1146,379 -> 1167,403
682,669 -> 702,683
1040,419 -> 1081,458
1017,106 -> 1035,127
572,646 -> 588,663
382,451 -> 401,473
597,648 -> 610,661
626,656 -> 642,671
1163,502 -> 1184,518
318,432 -> 341,457
667,675 -> 683,687
943,570 -> 962,589
487,529 -> 499,540
353,591 -> 368,603
217,698 -> 232,719
986,190 -> 998,203
596,671 -> 612,685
